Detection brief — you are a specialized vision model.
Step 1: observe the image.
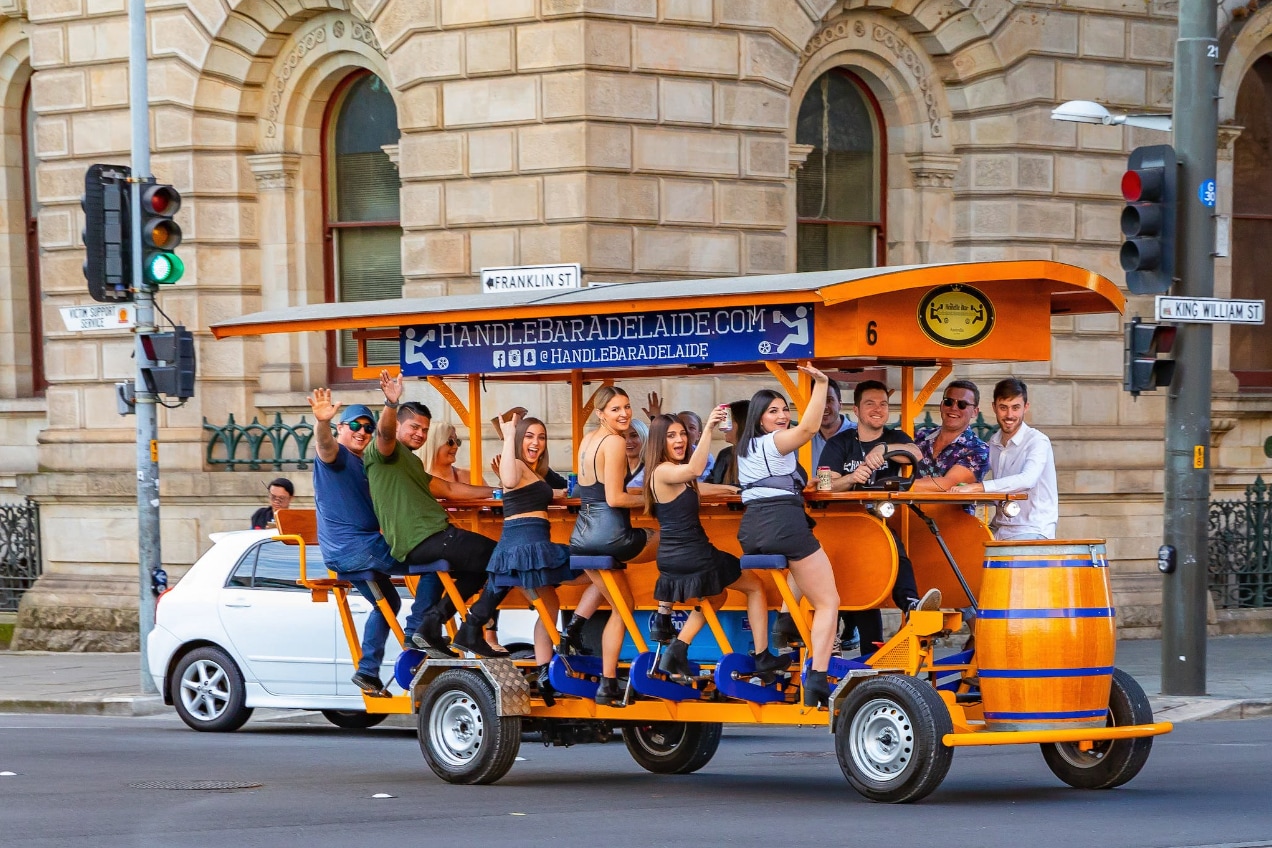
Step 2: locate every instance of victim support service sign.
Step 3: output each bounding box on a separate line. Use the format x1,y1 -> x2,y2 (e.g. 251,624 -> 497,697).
399,304 -> 816,376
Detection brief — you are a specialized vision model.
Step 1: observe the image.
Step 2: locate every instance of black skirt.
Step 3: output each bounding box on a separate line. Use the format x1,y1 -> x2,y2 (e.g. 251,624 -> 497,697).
737,495 -> 821,561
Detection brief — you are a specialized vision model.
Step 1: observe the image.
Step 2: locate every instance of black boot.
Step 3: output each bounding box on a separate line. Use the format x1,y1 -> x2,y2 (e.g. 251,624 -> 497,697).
803,670 -> 830,708
410,609 -> 458,659
658,639 -> 693,681
560,613 -> 590,656
649,611 -> 675,644
751,648 -> 792,675
594,676 -> 626,708
536,663 -> 556,707
451,619 -> 511,658
772,612 -> 802,648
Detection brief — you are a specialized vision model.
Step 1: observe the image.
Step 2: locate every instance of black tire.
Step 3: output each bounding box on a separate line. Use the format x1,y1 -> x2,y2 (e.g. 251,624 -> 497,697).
170,646 -> 253,733
622,722 -> 723,775
1040,668 -> 1155,790
417,669 -> 521,785
836,674 -> 954,803
321,710 -> 388,730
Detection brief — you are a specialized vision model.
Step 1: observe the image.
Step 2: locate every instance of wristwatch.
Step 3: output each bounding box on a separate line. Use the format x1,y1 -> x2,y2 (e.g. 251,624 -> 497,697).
382,399 -> 399,409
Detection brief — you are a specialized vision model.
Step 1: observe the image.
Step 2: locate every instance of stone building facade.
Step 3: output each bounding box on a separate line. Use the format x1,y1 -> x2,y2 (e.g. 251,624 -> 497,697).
2,0 -> 1270,648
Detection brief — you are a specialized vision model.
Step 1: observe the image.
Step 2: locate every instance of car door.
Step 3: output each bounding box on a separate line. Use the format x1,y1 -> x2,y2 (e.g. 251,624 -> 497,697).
218,541 -> 339,697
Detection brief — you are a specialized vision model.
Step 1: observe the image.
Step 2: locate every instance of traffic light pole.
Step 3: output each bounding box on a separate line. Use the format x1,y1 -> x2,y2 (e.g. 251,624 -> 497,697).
130,0 -> 159,695
1161,0 -> 1219,695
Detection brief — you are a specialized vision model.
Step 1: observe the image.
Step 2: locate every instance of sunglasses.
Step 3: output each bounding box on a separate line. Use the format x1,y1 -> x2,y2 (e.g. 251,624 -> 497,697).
941,398 -> 974,410
345,420 -> 376,433
446,437 -> 462,448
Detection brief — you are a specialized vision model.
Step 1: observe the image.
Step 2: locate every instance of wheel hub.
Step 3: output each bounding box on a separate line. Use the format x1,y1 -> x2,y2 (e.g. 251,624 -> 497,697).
850,699 -> 914,782
430,691 -> 485,767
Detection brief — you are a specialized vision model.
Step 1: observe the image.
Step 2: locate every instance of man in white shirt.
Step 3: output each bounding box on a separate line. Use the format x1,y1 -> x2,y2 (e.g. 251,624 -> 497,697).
952,377 -> 1057,540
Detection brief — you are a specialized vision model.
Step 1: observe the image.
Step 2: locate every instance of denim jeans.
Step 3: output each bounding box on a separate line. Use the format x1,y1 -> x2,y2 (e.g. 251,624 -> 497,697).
343,567 -> 429,678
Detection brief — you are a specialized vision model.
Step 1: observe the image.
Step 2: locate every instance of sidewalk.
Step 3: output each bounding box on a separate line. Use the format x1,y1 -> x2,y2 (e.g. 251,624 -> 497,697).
0,635 -> 1270,720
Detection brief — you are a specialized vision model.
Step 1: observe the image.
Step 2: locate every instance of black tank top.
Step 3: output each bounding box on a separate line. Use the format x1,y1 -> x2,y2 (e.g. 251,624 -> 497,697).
502,478 -> 552,517
576,434 -> 614,505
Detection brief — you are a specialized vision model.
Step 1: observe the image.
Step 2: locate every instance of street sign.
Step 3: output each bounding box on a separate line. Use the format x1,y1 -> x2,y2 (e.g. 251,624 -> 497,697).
1155,296 -> 1264,324
60,303 -> 136,332
480,263 -> 580,294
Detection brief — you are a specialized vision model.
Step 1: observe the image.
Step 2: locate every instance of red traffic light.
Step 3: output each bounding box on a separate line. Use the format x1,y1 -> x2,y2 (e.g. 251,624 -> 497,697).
1121,167 -> 1163,203
140,184 -> 181,217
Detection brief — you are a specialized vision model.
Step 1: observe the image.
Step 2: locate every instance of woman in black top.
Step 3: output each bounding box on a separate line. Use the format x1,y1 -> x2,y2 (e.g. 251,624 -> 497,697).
644,410 -> 789,680
488,414 -> 581,702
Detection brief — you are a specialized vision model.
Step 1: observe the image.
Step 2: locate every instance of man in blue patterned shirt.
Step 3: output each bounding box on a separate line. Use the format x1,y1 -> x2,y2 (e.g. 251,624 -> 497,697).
911,380 -> 989,491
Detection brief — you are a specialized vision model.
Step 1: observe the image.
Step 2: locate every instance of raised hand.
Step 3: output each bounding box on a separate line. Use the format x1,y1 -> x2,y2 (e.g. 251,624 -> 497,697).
380,369 -> 403,404
705,404 -> 728,433
797,364 -> 828,384
500,413 -> 520,440
642,391 -> 663,419
307,387 -> 340,423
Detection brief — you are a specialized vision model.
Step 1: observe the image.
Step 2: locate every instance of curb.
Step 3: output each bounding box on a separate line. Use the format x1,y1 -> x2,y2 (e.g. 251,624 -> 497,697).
1150,696 -> 1272,723
0,695 -> 167,717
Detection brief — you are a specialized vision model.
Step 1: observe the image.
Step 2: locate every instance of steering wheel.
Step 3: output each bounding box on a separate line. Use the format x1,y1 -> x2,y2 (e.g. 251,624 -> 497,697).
857,448 -> 916,492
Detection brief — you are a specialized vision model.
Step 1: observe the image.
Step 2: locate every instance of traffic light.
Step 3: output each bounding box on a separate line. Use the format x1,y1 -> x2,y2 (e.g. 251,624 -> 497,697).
1120,144 -> 1177,295
139,326 -> 196,400
81,163 -> 132,303
138,183 -> 183,286
1123,317 -> 1177,396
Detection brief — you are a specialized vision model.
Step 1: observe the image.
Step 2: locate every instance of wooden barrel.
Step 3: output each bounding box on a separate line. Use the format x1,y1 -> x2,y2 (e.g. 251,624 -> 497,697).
976,540 -> 1115,731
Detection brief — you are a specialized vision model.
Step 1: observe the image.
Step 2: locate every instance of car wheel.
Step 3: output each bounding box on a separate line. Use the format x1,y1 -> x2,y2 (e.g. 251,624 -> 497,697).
1040,668 -> 1155,790
171,646 -> 253,733
321,709 -> 388,730
418,669 -> 521,785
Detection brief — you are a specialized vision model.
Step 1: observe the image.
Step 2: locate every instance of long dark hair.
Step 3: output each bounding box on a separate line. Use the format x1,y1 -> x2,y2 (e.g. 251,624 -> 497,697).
514,416 -> 550,478
737,389 -> 785,458
642,414 -> 693,514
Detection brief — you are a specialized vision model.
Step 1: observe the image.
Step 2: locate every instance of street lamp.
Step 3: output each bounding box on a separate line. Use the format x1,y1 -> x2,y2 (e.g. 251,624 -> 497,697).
1050,100 -> 1172,132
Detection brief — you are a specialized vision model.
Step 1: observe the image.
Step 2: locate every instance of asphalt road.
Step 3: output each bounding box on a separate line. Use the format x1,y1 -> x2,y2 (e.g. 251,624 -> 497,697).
2,712 -> 1271,848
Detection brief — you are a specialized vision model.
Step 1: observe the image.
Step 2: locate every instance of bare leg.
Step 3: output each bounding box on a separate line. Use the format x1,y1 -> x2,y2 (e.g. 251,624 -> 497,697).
729,572 -> 770,654
533,586 -> 560,666
573,583 -> 603,619
626,529 -> 661,564
786,548 -> 839,672
584,570 -> 627,678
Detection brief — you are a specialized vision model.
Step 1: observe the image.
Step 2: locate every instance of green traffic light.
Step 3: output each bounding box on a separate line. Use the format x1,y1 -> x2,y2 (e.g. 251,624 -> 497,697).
146,251 -> 184,285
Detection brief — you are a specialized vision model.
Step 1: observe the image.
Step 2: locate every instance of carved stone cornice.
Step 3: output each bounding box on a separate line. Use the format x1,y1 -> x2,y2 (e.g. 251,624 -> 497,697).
246,153 -> 302,191
1217,124 -> 1244,160
381,144 -> 400,170
788,143 -> 814,176
905,153 -> 960,188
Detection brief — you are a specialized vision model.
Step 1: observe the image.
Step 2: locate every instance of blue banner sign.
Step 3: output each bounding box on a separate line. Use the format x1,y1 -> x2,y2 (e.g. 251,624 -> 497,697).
400,304 -> 815,376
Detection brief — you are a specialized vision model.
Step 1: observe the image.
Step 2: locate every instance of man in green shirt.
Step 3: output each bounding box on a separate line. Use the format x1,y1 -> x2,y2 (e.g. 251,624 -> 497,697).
364,370 -> 508,659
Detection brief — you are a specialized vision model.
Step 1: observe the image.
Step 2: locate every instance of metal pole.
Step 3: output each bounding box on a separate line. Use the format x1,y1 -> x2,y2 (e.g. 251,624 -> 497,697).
130,0 -> 159,695
1162,0 -> 1218,695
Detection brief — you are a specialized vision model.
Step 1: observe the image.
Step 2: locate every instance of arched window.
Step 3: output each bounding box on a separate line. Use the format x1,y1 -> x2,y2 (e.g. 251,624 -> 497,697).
21,81 -> 42,396
322,71 -> 401,380
1231,56 -> 1272,389
796,69 -> 885,272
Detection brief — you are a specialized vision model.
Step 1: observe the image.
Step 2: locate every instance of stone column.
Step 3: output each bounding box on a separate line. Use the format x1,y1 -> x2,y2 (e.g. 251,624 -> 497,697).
905,153 -> 961,264
786,143 -> 814,272
246,153 -> 304,394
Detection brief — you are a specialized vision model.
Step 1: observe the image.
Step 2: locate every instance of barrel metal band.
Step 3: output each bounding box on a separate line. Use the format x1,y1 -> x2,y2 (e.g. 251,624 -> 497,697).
978,666 -> 1115,678
983,709 -> 1110,720
982,558 -> 1106,569
977,607 -> 1115,619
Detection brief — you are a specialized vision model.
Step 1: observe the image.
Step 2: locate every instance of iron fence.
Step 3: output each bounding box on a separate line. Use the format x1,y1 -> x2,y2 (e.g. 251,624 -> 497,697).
203,412 -> 323,471
0,498 -> 41,613
1209,476 -> 1272,609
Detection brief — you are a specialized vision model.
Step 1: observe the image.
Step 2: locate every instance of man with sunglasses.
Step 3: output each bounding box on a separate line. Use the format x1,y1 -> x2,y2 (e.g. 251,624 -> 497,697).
910,380 -> 989,493
308,390 -> 431,695
364,370 -> 509,660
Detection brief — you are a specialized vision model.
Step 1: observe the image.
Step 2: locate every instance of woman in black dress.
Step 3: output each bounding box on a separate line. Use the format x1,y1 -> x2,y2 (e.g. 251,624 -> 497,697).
644,409 -> 788,680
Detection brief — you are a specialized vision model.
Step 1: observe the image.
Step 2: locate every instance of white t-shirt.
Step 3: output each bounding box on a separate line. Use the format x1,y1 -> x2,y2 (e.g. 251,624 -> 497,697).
737,432 -> 799,503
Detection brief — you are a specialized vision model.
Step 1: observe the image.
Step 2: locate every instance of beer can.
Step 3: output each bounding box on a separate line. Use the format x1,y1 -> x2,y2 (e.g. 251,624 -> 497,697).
716,404 -> 732,432
567,473 -> 578,497
816,466 -> 833,492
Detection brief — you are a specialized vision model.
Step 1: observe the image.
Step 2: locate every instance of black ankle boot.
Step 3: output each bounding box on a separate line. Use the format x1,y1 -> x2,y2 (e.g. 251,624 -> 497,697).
451,620 -> 510,658
410,610 -> 458,659
594,676 -> 625,708
772,612 -> 802,648
658,639 -> 692,680
536,663 -> 556,707
803,670 -> 831,708
560,614 -> 590,655
751,648 -> 792,675
649,611 -> 675,644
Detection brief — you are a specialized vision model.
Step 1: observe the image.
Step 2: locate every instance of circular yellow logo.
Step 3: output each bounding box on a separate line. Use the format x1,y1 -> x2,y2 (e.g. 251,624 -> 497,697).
917,284 -> 995,348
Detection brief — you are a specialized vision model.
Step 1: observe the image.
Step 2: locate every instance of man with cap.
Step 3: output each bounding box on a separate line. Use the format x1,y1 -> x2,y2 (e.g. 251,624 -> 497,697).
307,388 -> 430,694
250,477 -> 293,529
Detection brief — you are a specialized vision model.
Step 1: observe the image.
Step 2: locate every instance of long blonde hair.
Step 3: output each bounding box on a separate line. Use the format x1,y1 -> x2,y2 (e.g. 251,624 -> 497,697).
423,422 -> 460,478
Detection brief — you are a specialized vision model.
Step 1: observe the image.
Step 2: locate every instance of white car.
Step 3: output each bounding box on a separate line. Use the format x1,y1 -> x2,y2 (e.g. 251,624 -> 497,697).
148,530 -> 536,732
